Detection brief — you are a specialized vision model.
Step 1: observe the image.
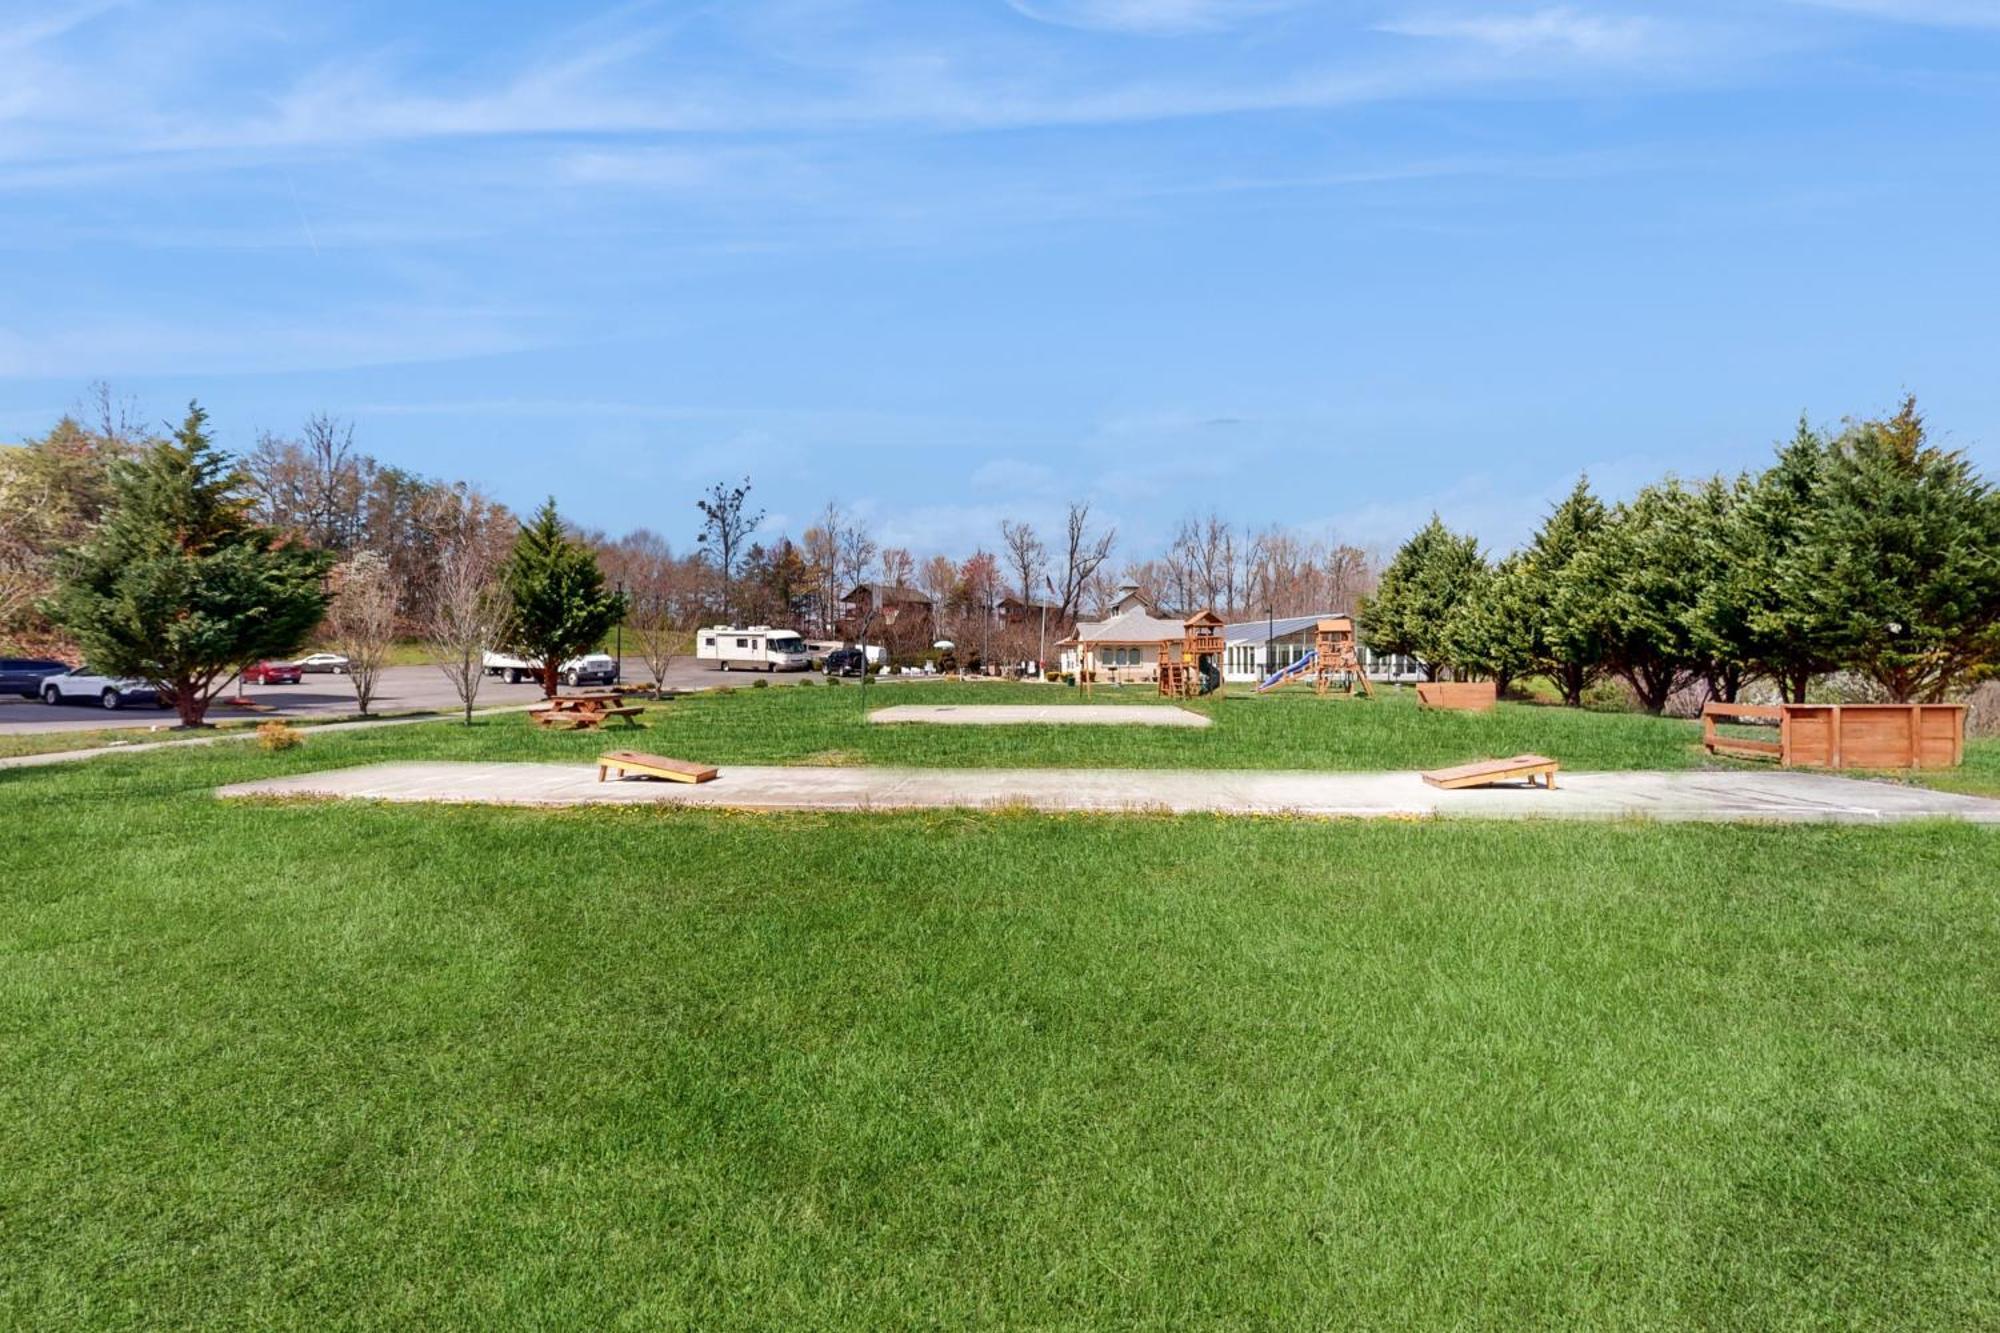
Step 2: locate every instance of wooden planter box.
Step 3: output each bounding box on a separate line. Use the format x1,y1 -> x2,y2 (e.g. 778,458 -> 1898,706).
1703,702 -> 1966,770
1416,681 -> 1498,712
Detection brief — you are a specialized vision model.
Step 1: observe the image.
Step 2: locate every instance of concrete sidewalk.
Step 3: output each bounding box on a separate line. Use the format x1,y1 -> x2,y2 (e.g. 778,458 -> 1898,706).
216,761 -> 2000,825
867,704 -> 1211,728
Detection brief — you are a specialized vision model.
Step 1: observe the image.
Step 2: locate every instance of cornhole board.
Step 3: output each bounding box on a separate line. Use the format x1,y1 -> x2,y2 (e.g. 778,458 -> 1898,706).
1416,681 -> 1498,712
1421,754 -> 1558,790
597,751 -> 718,784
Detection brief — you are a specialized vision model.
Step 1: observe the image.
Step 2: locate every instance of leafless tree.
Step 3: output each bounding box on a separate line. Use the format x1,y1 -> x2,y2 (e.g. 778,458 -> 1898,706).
836,520 -> 878,601
878,546 -> 916,590
695,477 -> 764,619
609,529 -> 695,691
324,551 -> 399,715
999,518 -> 1047,607
427,543 -> 511,724
1053,501 -> 1115,621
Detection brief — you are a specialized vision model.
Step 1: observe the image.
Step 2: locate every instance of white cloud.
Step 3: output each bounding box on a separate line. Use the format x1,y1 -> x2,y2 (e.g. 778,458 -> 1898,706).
1378,7 -> 1661,58
1004,0 -> 1303,34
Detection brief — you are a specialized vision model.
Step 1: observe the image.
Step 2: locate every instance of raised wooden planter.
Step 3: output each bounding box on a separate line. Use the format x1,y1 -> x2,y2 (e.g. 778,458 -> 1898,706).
1702,702 -> 1966,770
1416,681 -> 1497,712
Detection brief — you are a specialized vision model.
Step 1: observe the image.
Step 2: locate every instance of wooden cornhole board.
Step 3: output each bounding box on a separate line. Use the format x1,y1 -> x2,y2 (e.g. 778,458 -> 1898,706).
1421,754 -> 1558,790
597,751 -> 718,784
1416,681 -> 1497,712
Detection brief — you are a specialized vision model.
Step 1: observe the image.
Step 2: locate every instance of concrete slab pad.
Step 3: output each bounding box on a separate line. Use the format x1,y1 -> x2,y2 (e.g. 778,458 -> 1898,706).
216,762 -> 2000,825
867,704 -> 1211,728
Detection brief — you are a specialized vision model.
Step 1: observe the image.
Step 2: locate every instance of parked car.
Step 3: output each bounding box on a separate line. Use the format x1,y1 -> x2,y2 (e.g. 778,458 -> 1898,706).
293,652 -> 350,674
39,666 -> 164,710
823,647 -> 867,677
1,656 -> 69,699
482,651 -> 619,687
242,660 -> 304,685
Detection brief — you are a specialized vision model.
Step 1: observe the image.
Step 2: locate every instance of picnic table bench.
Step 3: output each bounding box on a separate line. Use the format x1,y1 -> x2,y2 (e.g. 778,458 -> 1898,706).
598,750 -> 718,784
1421,754 -> 1559,790
529,690 -> 646,731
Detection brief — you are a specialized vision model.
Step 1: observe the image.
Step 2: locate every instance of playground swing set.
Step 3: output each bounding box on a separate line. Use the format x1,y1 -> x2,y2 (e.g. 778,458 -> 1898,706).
1254,616 -> 1373,699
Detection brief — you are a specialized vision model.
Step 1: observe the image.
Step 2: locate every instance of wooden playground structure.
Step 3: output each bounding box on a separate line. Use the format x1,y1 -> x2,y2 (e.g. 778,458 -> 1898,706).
1158,610 -> 1226,700
1702,701 -> 1965,770
1255,616 -> 1373,698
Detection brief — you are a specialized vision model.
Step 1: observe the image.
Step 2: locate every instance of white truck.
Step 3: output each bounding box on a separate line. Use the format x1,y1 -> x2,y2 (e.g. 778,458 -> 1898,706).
696,626 -> 813,672
482,650 -> 619,687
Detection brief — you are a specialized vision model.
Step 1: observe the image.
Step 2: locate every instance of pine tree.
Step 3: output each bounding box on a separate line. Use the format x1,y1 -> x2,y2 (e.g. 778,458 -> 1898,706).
1554,482 -> 1709,713
47,402 -> 330,727
1359,515 -> 1483,680
1793,397 -> 2000,700
501,499 -> 628,697
1521,477 -> 1609,706
1444,553 -> 1535,696
1705,419 -> 1841,702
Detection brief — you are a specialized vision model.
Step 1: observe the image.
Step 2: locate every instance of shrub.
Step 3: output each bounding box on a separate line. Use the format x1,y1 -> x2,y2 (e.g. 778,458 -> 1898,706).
752,678 -> 769,689
256,720 -> 301,752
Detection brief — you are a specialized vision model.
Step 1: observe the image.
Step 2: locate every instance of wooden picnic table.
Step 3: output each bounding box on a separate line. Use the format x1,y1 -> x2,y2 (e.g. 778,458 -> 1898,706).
529,689 -> 646,731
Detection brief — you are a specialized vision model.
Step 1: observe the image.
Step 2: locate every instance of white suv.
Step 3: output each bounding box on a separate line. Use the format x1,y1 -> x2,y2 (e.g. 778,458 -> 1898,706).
41,666 -> 165,710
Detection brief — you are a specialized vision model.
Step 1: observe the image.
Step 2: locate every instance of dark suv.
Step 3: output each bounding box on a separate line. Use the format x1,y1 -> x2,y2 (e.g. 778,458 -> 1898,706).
823,647 -> 867,677
1,657 -> 69,699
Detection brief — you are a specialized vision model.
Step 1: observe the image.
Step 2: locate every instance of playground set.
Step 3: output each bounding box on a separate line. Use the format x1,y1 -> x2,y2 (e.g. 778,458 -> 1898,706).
1158,610 -> 1226,700
1255,616 -> 1373,698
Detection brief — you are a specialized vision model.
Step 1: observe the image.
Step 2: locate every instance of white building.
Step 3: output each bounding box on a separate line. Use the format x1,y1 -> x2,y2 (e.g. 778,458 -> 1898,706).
1218,614 -> 1425,685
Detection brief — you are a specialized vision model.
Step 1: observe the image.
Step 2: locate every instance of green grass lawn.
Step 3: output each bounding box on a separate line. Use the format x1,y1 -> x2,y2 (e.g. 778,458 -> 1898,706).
3,717 -> 1999,1327
305,678 -> 1723,772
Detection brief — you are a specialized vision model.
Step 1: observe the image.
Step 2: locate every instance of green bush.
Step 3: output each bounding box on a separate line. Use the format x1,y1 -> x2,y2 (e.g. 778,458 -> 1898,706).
752,678 -> 770,689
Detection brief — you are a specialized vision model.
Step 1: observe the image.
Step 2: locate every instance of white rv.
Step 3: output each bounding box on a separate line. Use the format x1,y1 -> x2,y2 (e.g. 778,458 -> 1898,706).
696,626 -> 813,672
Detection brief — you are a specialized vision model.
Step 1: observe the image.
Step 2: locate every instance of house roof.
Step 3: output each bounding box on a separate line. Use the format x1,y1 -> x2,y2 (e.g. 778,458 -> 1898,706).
998,594 -> 1060,612
1221,613 -> 1351,645
1067,603 -> 1190,646
842,583 -> 932,606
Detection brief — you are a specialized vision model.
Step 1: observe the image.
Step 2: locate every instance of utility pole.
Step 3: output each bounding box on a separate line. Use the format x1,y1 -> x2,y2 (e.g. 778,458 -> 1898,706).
1041,575 -> 1057,679
615,579 -> 625,683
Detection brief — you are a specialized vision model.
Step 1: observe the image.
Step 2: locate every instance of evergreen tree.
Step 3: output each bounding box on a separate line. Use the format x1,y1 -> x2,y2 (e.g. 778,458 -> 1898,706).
1444,553 -> 1535,696
501,499 -> 628,697
1359,515 -> 1483,680
1792,397 -> 2000,701
1554,482 -> 1709,713
1522,477 -> 1610,706
47,402 -> 330,727
1704,420 -> 1841,702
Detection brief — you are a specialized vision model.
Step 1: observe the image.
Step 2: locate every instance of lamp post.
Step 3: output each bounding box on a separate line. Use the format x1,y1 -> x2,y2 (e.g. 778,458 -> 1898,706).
1266,604 -> 1274,680
1041,575 -> 1057,679
615,579 -> 625,683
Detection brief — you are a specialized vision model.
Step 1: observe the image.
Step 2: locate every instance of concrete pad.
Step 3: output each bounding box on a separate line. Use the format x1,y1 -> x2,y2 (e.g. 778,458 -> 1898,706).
216,762 -> 2000,825
868,704 -> 1211,728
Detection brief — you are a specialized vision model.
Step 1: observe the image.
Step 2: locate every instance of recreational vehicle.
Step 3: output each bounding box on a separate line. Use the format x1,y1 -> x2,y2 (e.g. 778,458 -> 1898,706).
696,626 -> 813,672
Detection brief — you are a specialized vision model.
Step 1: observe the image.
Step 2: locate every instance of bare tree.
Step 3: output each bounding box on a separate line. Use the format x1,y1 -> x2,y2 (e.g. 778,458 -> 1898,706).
324,551 -> 399,716
1053,501 -> 1115,621
999,518 -> 1046,605
878,546 -> 915,590
695,477 -> 764,618
611,529 -> 692,691
836,520 -> 878,603
427,544 -> 511,724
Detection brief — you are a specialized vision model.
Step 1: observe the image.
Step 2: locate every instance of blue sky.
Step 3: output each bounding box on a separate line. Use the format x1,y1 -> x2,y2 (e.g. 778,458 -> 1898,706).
3,0 -> 1997,559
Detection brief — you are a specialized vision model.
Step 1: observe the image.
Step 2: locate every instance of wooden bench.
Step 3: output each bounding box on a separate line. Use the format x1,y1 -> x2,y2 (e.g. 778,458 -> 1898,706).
1416,681 -> 1497,712
598,751 -> 718,784
1421,754 -> 1558,790
1702,701 -> 1965,769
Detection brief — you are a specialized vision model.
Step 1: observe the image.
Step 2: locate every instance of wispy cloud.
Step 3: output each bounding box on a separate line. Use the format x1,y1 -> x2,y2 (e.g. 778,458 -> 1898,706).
1004,0 -> 1303,35
1377,7 -> 1663,59
1787,0 -> 2000,26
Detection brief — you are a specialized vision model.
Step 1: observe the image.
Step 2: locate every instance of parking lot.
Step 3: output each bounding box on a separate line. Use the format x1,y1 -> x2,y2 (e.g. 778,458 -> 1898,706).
0,658 -> 747,736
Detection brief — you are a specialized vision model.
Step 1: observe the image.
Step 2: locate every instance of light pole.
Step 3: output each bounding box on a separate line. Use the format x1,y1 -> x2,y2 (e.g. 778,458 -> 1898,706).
1265,604 -> 1274,681
615,579 -> 625,683
1041,575 -> 1057,679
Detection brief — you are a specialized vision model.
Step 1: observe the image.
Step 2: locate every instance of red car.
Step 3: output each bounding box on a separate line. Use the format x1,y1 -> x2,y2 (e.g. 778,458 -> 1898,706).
242,660 -> 304,685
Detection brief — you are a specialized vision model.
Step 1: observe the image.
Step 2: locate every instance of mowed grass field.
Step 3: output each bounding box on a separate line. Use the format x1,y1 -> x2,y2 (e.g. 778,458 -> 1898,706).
3,691 -> 1999,1327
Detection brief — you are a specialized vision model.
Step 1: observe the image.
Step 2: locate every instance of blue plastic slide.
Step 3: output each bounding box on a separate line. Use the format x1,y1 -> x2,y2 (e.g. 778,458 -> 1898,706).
1257,649 -> 1318,693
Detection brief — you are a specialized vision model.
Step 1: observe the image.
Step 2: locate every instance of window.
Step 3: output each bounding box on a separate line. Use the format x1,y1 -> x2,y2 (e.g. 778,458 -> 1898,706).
736,638 -> 749,649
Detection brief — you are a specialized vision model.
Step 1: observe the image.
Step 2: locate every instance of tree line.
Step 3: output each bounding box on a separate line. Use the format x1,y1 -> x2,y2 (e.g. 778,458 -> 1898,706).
1361,398 -> 2000,709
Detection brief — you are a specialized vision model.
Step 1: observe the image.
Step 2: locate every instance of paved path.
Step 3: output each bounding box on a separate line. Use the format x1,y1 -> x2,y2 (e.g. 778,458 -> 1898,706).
868,704 -> 1211,728
216,762 -> 2000,824
0,707 -> 536,770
